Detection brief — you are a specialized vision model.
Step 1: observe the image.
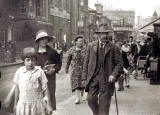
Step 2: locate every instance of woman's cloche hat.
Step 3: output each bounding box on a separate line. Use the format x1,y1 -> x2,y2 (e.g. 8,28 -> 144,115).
35,30 -> 55,42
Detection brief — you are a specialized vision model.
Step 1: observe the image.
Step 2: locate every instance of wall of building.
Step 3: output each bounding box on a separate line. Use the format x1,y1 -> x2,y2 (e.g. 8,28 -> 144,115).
0,0 -> 90,54
0,0 -> 53,54
49,0 -> 71,49
103,10 -> 135,27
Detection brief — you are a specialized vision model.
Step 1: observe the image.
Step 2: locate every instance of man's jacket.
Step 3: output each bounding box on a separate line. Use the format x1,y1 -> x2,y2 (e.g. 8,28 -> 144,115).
82,40 -> 123,92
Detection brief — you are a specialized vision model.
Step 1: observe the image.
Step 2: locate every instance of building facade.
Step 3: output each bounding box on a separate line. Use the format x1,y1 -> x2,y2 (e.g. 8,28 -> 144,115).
49,0 -> 89,49
0,0 -> 53,55
70,0 -> 89,44
87,7 -> 112,42
103,9 -> 135,41
0,0 -> 90,59
49,0 -> 71,49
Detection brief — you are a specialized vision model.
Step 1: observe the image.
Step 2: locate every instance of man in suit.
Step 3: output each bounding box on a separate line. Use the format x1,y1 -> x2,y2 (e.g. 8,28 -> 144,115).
82,24 -> 123,115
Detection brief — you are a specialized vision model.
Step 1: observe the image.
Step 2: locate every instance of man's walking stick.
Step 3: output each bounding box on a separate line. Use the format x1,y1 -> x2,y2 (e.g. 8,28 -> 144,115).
114,84 -> 119,115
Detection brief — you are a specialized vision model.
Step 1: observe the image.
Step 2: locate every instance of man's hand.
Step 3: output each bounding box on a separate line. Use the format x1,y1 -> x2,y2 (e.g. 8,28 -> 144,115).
108,75 -> 116,83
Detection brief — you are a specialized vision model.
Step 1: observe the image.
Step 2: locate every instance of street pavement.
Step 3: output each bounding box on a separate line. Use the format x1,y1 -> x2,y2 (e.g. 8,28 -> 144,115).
56,74 -> 160,115
1,59 -> 160,115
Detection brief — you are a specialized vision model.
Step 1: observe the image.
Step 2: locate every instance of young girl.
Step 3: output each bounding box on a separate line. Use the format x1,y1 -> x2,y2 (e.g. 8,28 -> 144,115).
13,47 -> 53,115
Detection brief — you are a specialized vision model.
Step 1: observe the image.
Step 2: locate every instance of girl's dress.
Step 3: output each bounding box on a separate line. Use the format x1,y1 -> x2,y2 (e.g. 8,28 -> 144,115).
13,66 -> 48,115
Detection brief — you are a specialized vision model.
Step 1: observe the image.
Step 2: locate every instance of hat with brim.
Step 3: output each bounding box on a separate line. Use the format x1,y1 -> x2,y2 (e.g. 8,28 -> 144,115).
35,31 -> 54,42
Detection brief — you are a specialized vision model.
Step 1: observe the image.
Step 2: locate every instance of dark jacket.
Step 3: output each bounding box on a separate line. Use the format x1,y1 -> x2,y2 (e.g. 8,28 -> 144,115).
131,43 -> 138,56
36,45 -> 62,74
122,51 -> 129,69
139,43 -> 151,56
82,40 -> 123,92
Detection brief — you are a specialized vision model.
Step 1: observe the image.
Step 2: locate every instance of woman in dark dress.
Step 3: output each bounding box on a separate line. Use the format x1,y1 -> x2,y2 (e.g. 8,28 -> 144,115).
35,31 -> 62,113
65,35 -> 86,104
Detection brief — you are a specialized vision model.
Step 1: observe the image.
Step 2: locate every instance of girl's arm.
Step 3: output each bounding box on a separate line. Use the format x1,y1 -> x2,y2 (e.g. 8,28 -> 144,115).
14,84 -> 19,113
43,88 -> 51,106
40,69 -> 52,114
43,88 -> 53,114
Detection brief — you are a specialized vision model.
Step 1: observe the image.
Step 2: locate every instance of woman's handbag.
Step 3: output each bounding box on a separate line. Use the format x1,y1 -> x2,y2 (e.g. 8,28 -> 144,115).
3,85 -> 15,113
43,64 -> 56,76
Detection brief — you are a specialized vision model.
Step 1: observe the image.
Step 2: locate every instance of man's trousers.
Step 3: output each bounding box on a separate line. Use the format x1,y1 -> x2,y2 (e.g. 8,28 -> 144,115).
87,75 -> 112,115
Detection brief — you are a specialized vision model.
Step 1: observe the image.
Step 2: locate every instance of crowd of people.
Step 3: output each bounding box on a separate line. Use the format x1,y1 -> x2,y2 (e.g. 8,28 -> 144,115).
1,22 -> 160,115
115,36 -> 152,91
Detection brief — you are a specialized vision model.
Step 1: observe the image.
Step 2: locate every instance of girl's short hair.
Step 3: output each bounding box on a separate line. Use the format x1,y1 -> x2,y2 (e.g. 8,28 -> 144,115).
21,47 -> 37,61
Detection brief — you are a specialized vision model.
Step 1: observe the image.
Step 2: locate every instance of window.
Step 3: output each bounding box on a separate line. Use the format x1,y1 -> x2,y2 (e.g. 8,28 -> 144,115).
36,0 -> 47,17
80,0 -> 84,6
56,0 -> 63,9
19,0 -> 27,13
36,0 -> 41,16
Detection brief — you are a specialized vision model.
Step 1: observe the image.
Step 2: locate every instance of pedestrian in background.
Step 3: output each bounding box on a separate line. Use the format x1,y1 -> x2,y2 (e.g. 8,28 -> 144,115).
115,42 -> 125,91
121,42 -> 130,88
65,35 -> 86,104
147,23 -> 160,84
35,31 -> 62,113
13,47 -> 53,115
82,24 -> 123,115
130,39 -> 139,78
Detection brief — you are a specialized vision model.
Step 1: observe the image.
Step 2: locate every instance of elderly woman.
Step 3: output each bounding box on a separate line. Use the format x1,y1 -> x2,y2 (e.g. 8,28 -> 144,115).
65,35 -> 86,104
